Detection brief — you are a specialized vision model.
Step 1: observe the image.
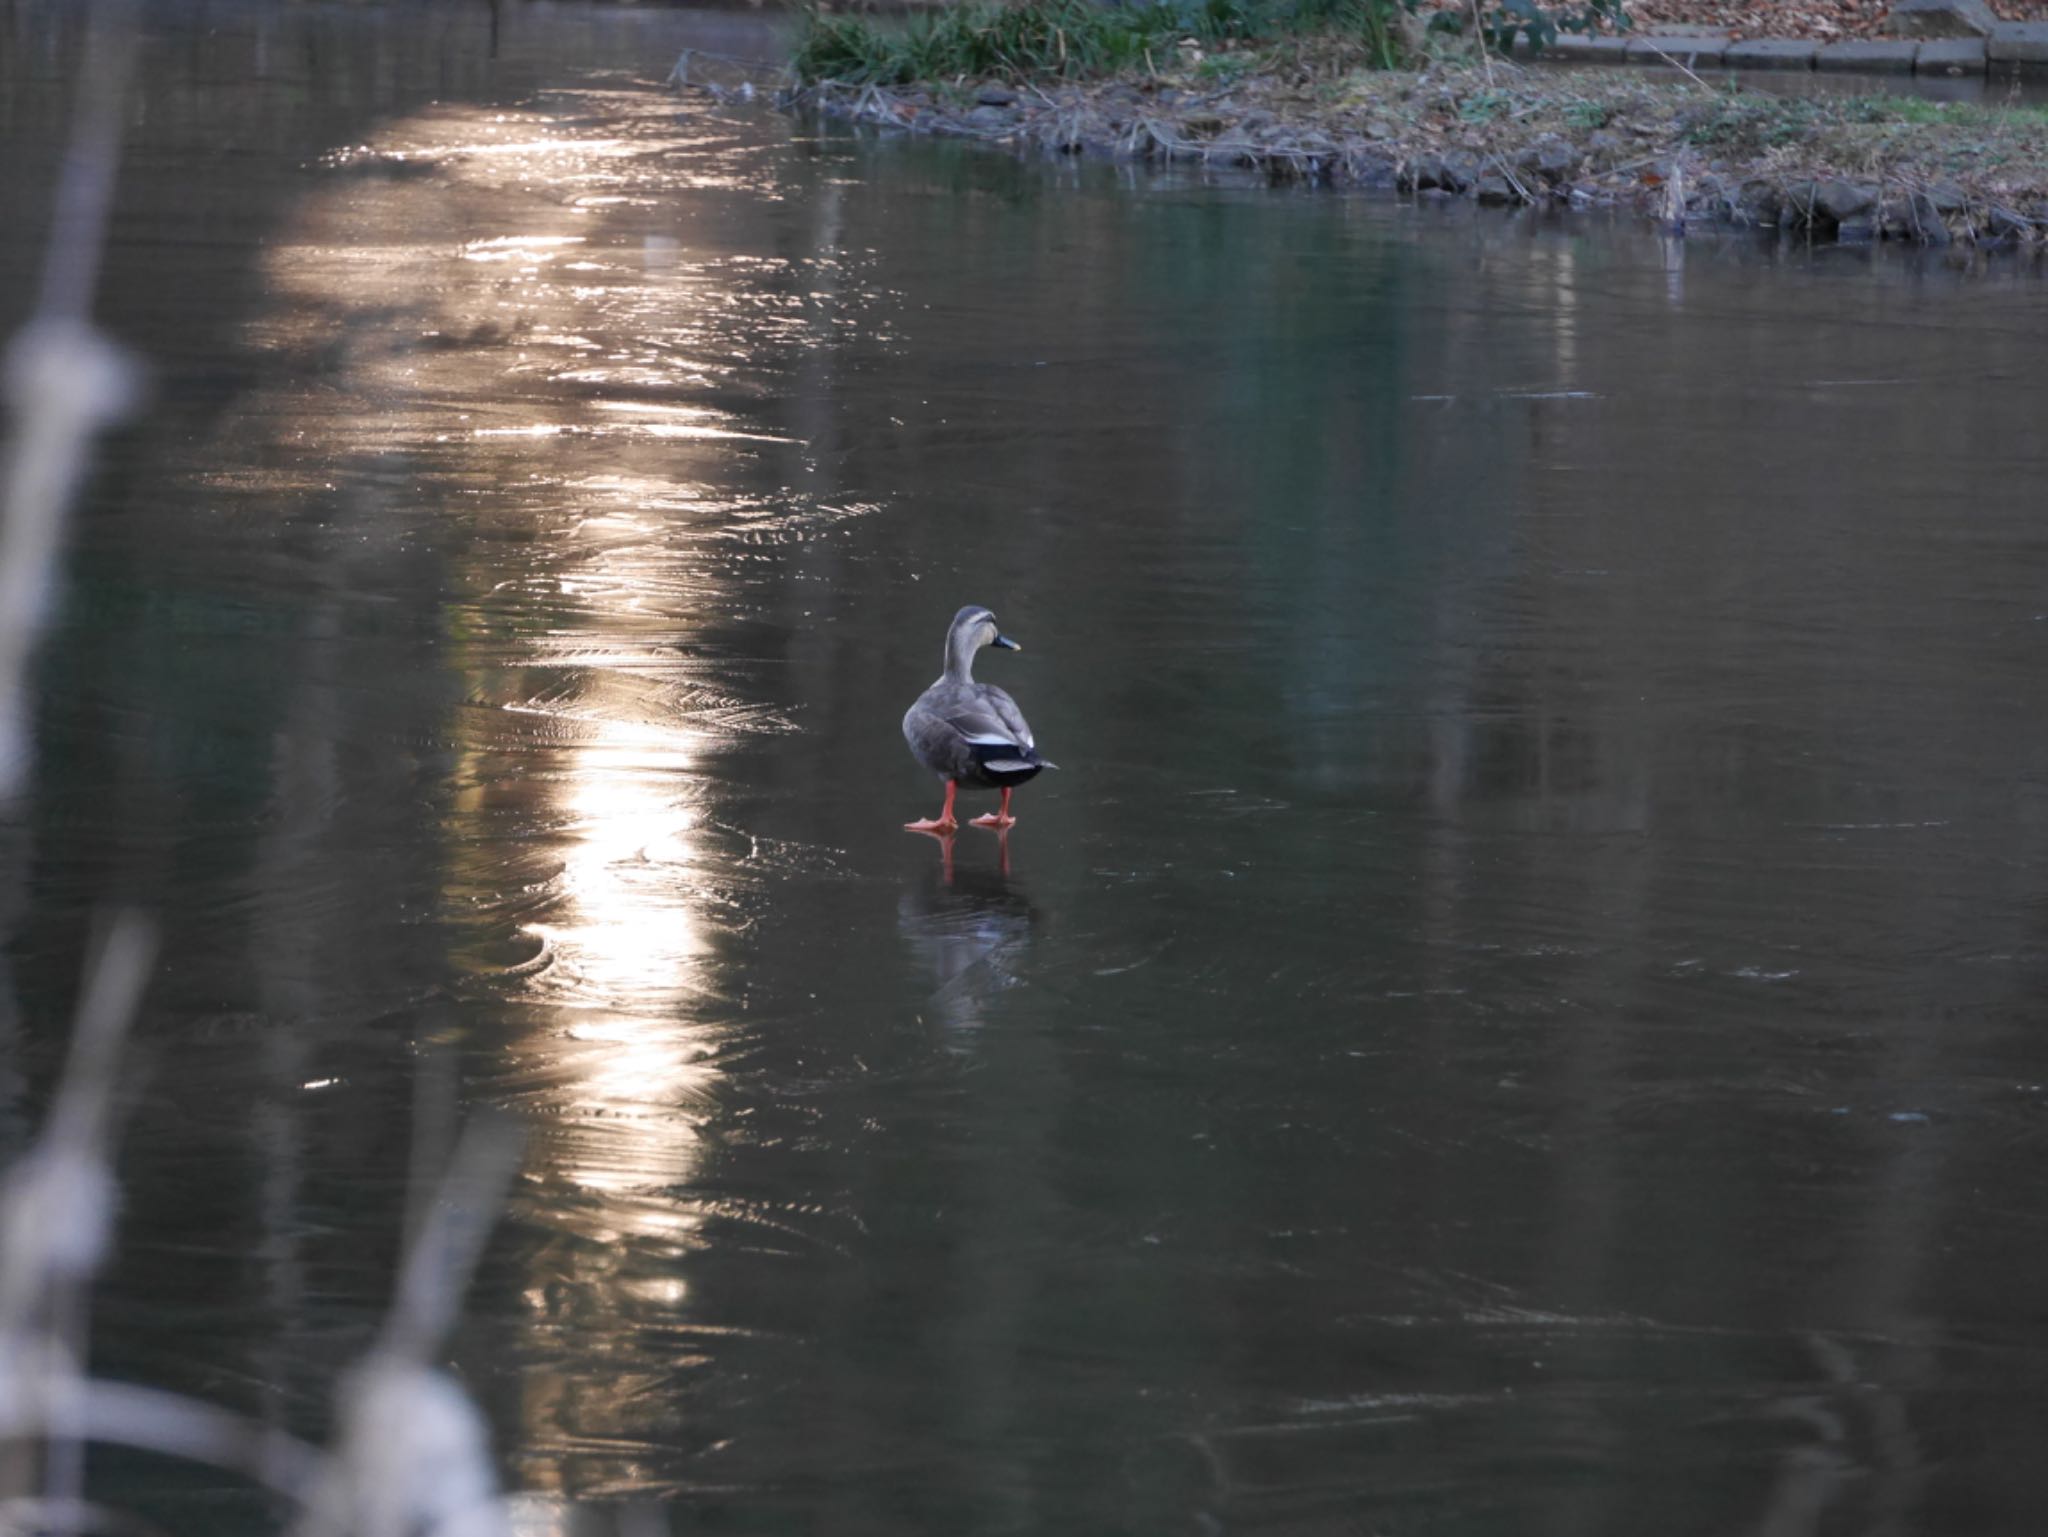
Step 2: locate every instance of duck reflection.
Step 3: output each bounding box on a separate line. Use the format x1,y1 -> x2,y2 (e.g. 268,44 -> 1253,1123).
898,834 -> 1039,1039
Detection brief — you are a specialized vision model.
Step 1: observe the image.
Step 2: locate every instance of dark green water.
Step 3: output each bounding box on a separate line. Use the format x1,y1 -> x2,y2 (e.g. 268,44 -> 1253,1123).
8,4 -> 2048,1534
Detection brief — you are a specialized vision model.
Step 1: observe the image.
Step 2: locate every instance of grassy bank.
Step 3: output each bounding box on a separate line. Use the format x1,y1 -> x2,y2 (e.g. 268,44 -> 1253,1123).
779,2 -> 2048,250
793,0 -> 1419,84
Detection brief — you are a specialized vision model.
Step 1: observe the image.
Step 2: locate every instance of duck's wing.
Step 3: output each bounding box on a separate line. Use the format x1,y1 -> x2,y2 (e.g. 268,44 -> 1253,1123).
904,689 -> 972,777
945,685 -> 1035,755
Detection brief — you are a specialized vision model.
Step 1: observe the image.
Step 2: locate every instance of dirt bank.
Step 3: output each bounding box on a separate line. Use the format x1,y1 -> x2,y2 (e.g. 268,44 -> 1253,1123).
777,53 -> 2048,250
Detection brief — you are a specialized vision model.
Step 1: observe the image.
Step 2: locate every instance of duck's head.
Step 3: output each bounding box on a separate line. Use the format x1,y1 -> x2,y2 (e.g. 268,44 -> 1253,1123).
944,605 -> 1020,679
950,604 -> 1020,654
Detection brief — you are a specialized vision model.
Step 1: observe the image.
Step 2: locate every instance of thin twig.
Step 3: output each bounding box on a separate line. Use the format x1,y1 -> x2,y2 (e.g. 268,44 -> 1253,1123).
1471,0 -> 1496,90
1640,41 -> 1710,89
1490,152 -> 1533,203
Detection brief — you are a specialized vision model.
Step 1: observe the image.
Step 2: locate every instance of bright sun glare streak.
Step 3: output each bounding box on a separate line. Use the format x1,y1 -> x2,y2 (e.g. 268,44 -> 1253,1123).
240,81 -> 827,1497
271,96 -> 743,1237
528,714 -> 705,996
504,703 -> 715,1222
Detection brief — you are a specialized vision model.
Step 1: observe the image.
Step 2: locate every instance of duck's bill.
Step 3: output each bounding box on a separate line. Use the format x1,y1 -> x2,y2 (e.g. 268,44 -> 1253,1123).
992,633 -> 1021,651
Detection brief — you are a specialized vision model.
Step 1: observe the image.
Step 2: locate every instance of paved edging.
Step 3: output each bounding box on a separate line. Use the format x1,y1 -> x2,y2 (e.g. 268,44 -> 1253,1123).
1542,22 -> 2048,77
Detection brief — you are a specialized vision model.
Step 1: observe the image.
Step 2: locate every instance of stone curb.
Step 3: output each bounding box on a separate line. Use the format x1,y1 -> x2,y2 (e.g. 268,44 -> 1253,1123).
1918,38 -> 1989,73
1532,31 -> 2025,77
1625,34 -> 1726,66
1544,34 -> 1630,62
1988,20 -> 2048,64
1816,40 -> 1920,73
1724,38 -> 1820,69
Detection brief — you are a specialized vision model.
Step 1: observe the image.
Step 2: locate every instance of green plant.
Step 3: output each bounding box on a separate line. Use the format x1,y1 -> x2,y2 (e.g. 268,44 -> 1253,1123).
1284,0 -> 1423,70
1195,49 -> 1259,81
789,0 -> 1438,85
1479,0 -> 1629,55
1459,88 -> 1512,122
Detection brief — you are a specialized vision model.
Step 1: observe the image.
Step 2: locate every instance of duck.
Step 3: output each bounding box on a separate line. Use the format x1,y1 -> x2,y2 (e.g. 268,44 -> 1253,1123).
903,604 -> 1055,834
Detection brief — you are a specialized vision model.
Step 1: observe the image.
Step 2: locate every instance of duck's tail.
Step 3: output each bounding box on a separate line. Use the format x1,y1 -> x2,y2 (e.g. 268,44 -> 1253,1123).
981,753 -> 1056,775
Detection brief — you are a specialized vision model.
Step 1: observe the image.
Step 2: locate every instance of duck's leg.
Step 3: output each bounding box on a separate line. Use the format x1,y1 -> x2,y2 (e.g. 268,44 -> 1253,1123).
905,780 -> 960,834
970,786 -> 1016,830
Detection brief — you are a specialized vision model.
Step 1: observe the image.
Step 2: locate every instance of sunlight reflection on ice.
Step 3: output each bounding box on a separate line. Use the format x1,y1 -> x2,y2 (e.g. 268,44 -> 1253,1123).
247,74 -> 895,1487
263,89 -> 784,1270
517,711 -> 709,1006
